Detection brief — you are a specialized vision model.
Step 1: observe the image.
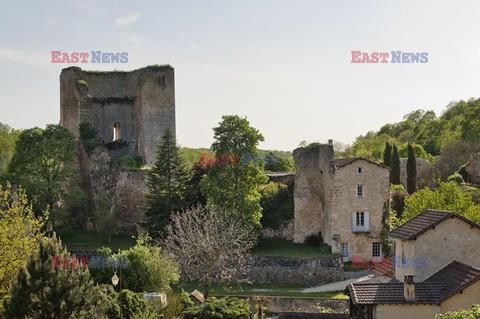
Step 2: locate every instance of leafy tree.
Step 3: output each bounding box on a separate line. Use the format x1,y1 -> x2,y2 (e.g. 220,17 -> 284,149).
259,182 -> 294,229
7,124 -> 79,230
406,143 -> 417,194
391,144 -> 401,185
185,159 -> 210,207
144,129 -> 189,237
263,151 -> 294,172
0,123 -> 20,180
94,192 -> 117,243
90,235 -> 179,293
383,142 -> 392,167
0,184 -> 45,309
201,115 -> 268,228
2,235 -> 104,318
390,184 -> 407,218
402,182 -> 480,224
162,205 -> 256,298
435,304 -> 480,318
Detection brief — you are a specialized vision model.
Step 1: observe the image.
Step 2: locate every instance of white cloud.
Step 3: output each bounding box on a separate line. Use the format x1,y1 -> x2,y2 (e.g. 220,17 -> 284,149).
114,13 -> 141,27
0,49 -> 49,65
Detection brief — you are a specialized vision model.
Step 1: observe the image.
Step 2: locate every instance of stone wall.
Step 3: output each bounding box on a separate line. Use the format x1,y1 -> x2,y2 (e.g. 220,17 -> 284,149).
329,160 -> 390,258
60,65 -> 175,165
77,145 -> 147,235
465,153 -> 480,183
293,144 -> 335,243
248,255 -> 343,285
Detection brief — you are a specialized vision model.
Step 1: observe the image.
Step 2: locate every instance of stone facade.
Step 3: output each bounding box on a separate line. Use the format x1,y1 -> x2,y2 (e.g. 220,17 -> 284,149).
60,65 -> 175,234
293,143 -> 390,260
248,255 -> 343,285
465,152 -> 480,183
393,216 -> 480,282
60,65 -> 175,165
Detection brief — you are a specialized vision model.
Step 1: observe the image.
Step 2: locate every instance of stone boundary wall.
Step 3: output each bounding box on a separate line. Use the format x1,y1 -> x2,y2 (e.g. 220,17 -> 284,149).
248,256 -> 343,285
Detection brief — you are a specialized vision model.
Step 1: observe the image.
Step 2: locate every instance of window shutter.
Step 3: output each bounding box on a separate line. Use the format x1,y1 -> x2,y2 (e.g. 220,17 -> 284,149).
365,212 -> 370,232
352,212 -> 356,232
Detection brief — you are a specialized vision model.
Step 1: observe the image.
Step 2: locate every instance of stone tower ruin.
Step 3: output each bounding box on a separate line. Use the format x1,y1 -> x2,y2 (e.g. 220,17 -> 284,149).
60,65 -> 175,165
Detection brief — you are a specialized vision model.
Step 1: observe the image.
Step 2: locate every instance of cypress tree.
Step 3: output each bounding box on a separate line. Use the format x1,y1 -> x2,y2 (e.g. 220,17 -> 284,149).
391,145 -> 401,185
407,143 -> 417,194
143,129 -> 189,238
383,142 -> 392,167
2,235 -> 103,318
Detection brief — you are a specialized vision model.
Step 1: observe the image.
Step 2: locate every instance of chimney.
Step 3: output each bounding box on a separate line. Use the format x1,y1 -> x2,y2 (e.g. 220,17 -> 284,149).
404,275 -> 415,301
328,139 -> 333,146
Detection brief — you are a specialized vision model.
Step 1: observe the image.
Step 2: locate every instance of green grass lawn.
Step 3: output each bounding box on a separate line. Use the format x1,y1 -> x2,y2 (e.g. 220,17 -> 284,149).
251,238 -> 337,257
56,228 -> 136,252
173,282 -> 348,299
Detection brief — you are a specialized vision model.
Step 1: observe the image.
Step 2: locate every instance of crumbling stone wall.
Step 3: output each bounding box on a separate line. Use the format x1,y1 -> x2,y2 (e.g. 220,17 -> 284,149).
293,144 -> 335,243
77,145 -> 147,235
60,65 -> 175,165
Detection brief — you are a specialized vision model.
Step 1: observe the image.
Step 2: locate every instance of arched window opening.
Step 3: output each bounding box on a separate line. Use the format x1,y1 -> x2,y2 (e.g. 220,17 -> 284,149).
113,122 -> 121,141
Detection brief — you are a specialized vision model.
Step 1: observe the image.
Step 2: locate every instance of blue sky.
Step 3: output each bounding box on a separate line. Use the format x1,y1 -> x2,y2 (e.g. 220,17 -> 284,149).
1,0 -> 480,151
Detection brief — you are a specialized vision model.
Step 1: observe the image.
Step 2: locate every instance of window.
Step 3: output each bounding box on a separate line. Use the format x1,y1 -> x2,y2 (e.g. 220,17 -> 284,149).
357,167 -> 363,174
357,185 -> 363,198
352,212 -> 369,232
113,122 -> 121,141
372,242 -> 381,257
159,75 -> 166,86
341,243 -> 349,257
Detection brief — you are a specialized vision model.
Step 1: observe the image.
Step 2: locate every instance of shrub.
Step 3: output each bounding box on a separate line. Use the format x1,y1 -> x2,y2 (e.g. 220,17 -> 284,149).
259,182 -> 294,229
447,173 -> 465,184
115,155 -> 144,170
391,184 -> 407,218
182,296 -> 252,319
304,233 -> 323,246
79,122 -> 103,154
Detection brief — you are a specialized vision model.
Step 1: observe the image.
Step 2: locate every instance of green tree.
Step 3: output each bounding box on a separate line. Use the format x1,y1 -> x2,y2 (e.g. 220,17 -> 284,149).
383,142 -> 392,167
202,115 -> 268,228
185,159 -> 210,207
259,182 -> 294,229
435,304 -> 480,318
90,235 -> 179,293
0,184 -> 46,309
8,124 -> 79,230
406,143 -> 417,194
402,182 -> 480,224
2,235 -> 104,318
0,123 -> 20,180
144,129 -> 189,237
264,151 -> 294,172
182,296 -> 252,319
391,145 -> 401,185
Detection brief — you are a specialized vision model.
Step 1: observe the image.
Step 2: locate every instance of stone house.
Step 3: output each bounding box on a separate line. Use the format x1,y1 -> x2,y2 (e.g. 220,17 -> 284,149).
345,210 -> 480,319
293,142 -> 390,261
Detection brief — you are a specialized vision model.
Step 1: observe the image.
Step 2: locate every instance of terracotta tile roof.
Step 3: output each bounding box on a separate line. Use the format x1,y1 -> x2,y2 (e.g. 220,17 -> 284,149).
388,210 -> 480,241
424,261 -> 480,303
346,261 -> 480,305
346,282 -> 445,305
334,158 -> 389,170
370,256 -> 395,278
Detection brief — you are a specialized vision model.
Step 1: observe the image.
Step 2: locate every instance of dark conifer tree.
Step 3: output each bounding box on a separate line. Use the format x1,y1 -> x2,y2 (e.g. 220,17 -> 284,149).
391,144 -> 401,185
383,142 -> 392,168
407,143 -> 417,194
143,129 -> 189,238
2,235 -> 102,318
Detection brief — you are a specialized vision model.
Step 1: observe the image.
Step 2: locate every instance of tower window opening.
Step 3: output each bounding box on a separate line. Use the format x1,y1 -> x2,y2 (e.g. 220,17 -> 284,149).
113,122 -> 121,141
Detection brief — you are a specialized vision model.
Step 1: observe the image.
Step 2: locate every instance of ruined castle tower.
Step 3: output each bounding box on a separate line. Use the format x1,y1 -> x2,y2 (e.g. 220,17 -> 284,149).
60,65 -> 175,165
